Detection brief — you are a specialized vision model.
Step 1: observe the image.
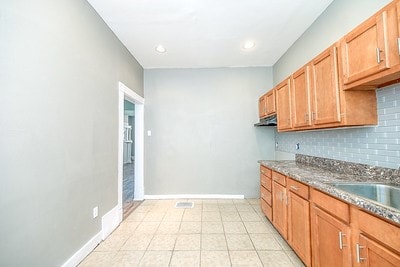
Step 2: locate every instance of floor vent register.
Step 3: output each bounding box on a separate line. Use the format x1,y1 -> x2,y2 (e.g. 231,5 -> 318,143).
175,201 -> 194,208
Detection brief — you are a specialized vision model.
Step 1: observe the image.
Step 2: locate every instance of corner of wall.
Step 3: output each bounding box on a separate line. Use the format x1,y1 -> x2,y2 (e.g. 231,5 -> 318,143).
61,205 -> 121,267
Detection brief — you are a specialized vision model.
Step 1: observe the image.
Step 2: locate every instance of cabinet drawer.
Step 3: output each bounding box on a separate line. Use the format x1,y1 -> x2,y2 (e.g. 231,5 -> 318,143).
311,188 -> 349,223
260,174 -> 272,191
261,198 -> 272,221
272,171 -> 286,186
260,165 -> 272,178
261,186 -> 272,205
287,178 -> 309,200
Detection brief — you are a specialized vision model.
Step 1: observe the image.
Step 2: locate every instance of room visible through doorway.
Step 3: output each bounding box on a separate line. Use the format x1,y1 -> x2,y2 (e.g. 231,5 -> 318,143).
123,100 -> 137,217
118,82 -> 145,222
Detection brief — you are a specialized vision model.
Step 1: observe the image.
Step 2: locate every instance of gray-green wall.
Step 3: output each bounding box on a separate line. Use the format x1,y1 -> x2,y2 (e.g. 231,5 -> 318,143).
273,0 -> 391,83
144,68 -> 276,198
0,0 -> 143,266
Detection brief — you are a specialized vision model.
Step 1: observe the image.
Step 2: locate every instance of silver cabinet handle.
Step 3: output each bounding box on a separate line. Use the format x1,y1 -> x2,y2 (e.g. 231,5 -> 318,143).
278,192 -> 284,201
338,232 -> 346,249
290,185 -> 299,191
397,38 -> 400,56
376,47 -> 383,63
304,113 -> 309,122
356,244 -> 366,263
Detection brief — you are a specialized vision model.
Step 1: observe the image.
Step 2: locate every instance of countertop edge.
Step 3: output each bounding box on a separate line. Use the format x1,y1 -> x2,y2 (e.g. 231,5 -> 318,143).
259,160 -> 400,225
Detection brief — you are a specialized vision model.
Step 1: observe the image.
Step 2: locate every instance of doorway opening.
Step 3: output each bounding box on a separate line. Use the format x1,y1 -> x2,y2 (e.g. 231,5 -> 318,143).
118,82 -> 144,221
122,100 -> 137,217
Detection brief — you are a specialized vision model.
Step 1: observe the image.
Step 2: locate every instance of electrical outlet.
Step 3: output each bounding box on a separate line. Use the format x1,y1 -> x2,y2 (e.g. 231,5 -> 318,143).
295,143 -> 300,150
93,206 -> 98,218
147,130 -> 152,136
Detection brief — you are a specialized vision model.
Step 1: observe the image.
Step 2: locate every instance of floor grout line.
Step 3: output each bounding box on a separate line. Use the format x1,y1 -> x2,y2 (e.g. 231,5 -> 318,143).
80,199 -> 304,266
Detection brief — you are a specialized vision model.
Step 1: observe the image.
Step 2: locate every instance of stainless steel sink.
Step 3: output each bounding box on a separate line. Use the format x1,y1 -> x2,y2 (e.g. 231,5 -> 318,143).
328,183 -> 400,210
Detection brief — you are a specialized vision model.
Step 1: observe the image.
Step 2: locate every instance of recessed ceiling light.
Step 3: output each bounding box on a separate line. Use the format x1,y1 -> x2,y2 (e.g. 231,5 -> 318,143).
243,41 -> 255,50
155,45 -> 166,53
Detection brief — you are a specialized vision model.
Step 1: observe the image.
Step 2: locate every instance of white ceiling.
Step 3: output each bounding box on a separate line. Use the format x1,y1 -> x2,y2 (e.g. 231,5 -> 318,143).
87,0 -> 334,69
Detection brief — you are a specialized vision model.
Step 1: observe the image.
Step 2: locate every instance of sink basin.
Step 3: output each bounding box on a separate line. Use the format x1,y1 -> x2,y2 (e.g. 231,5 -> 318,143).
328,183 -> 400,210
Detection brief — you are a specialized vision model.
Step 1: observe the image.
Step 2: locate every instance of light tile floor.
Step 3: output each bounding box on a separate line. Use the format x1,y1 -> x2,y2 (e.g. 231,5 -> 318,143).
79,199 -> 305,267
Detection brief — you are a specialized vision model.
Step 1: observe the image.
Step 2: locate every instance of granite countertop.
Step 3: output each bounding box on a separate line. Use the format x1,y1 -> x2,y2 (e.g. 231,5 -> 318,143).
258,158 -> 400,225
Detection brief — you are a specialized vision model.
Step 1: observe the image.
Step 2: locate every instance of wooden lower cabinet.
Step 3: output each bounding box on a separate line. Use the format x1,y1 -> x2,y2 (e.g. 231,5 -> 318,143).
261,198 -> 272,221
272,181 -> 287,239
355,234 -> 400,267
288,191 -> 311,266
311,205 -> 352,267
260,165 -> 273,221
259,166 -> 400,266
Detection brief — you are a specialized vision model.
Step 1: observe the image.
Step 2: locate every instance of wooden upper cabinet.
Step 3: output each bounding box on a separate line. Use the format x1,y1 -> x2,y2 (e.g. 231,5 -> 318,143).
265,89 -> 276,116
290,45 -> 343,130
310,45 -> 341,126
276,79 -> 292,131
259,90 -> 276,119
341,10 -> 390,85
291,66 -> 312,128
258,1 -> 400,130
288,44 -> 378,131
258,94 -> 267,119
340,1 -> 400,90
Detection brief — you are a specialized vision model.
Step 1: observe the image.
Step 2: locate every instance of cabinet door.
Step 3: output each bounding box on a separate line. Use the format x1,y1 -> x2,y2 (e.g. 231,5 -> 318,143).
276,79 -> 292,131
259,94 -> 267,118
310,46 -> 341,125
341,10 -> 390,85
265,89 -> 276,115
291,66 -> 312,128
272,181 -> 287,239
288,192 -> 311,266
356,234 -> 400,267
311,205 -> 351,267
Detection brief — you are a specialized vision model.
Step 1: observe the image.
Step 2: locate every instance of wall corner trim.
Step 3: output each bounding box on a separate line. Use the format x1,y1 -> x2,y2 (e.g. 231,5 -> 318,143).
144,194 -> 245,199
102,204 -> 121,240
60,231 -> 102,267
61,205 -> 121,267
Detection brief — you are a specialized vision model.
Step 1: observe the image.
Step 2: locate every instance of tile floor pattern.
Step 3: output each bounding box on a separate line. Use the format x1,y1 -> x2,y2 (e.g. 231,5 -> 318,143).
79,199 -> 305,267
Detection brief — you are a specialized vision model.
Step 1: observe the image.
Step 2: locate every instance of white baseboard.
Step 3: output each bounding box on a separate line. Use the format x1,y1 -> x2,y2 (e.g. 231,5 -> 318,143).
61,205 -> 122,267
102,205 -> 122,240
61,231 -> 102,267
144,194 -> 245,200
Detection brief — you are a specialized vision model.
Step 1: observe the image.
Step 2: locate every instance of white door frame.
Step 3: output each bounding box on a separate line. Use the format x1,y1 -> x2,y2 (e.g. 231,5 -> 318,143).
118,82 -> 144,220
